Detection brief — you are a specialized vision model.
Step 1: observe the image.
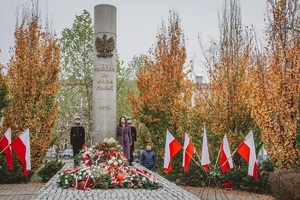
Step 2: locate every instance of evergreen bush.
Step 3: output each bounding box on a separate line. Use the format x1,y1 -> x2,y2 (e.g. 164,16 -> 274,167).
38,160 -> 64,182
219,159 -> 274,193
158,153 -> 207,186
0,154 -> 30,183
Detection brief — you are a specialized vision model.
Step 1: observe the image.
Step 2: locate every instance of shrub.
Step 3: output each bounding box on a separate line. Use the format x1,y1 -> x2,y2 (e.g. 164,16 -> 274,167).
269,168 -> 300,200
30,165 -> 43,182
38,160 -> 64,182
176,161 -> 208,187
0,154 -> 30,183
219,159 -> 274,193
159,153 -> 207,187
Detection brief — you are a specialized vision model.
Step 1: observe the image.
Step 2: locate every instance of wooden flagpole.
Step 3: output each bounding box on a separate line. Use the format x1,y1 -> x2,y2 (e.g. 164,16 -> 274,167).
219,146 -> 239,169
194,149 -> 202,164
184,148 -> 211,177
0,145 -> 10,154
184,149 -> 200,166
214,146 -> 221,169
219,131 -> 253,169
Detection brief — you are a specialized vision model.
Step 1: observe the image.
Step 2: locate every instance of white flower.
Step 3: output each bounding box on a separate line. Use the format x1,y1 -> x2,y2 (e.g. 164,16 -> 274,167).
105,137 -> 117,145
108,160 -> 113,164
65,180 -> 68,184
117,159 -> 123,164
142,177 -> 147,182
111,156 -> 116,161
79,176 -> 82,179
113,161 -> 118,166
91,175 -> 94,179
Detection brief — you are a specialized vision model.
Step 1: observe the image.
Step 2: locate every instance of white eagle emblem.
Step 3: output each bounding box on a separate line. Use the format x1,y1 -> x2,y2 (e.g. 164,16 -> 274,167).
95,34 -> 115,58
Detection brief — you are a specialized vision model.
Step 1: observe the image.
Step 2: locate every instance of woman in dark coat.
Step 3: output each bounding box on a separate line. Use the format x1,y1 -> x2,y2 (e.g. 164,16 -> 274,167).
115,116 -> 132,160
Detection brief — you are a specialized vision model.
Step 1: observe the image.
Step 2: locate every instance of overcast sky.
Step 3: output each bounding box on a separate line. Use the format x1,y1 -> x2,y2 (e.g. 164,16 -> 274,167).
0,0 -> 267,79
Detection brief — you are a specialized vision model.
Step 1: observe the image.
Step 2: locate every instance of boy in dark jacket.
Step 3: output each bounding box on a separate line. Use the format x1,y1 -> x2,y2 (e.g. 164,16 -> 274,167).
140,143 -> 157,171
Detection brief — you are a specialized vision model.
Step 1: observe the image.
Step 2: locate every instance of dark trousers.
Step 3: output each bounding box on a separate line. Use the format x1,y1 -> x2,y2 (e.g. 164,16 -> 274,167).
72,145 -> 82,164
129,144 -> 134,163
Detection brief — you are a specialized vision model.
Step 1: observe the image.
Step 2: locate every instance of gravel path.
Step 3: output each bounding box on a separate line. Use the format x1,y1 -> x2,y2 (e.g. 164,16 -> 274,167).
180,186 -> 275,200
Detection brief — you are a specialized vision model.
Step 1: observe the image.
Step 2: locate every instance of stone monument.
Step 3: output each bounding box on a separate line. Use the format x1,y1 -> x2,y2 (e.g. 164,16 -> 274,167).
92,4 -> 116,144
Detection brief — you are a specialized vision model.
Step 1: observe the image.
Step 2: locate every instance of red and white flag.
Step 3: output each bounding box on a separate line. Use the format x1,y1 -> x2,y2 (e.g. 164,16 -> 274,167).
182,133 -> 195,172
164,130 -> 182,173
0,128 -> 13,170
201,126 -> 210,171
219,133 -> 233,173
236,130 -> 258,179
11,129 -> 31,176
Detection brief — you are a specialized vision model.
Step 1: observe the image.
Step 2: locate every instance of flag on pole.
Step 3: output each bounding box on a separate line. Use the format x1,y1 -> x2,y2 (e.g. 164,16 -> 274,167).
182,132 -> 195,172
219,133 -> 233,173
164,130 -> 182,173
0,128 -> 13,170
201,126 -> 210,171
236,130 -> 258,179
11,129 -> 31,176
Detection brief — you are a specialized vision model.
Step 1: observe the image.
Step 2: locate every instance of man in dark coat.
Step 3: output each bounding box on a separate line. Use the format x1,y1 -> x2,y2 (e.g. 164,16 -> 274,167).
140,143 -> 157,171
70,116 -> 85,165
127,117 -> 137,166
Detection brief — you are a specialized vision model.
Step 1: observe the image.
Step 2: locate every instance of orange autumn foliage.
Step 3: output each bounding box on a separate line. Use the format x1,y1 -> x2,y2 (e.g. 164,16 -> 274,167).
247,0 -> 300,168
1,19 -> 60,172
128,10 -> 193,156
193,0 -> 257,160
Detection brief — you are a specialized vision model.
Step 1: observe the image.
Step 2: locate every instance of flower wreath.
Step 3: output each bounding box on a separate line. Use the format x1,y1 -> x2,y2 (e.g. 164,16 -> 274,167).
57,138 -> 161,190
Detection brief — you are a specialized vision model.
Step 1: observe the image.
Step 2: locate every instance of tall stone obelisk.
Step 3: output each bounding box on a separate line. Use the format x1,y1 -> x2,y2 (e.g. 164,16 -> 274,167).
92,4 -> 116,144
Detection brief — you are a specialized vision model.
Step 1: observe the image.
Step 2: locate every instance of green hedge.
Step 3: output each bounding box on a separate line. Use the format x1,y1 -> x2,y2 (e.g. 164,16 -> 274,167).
0,154 -> 30,183
38,160 -> 64,182
159,154 -> 274,194
219,159 -> 274,193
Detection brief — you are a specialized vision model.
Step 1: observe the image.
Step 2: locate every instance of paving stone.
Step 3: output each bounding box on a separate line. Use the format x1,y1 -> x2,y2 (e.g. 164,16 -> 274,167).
32,162 -> 200,200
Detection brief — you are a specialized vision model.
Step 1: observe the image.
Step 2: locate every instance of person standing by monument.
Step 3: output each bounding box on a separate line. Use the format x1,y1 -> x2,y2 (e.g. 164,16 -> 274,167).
127,117 -> 137,166
116,116 -> 132,163
140,143 -> 157,172
70,116 -> 85,166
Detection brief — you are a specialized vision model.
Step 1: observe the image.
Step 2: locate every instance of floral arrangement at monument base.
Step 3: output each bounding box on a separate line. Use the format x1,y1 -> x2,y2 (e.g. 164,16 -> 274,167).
57,138 -> 161,190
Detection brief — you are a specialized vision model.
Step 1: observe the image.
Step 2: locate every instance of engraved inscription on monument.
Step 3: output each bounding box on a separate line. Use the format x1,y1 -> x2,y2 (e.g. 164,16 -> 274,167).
99,106 -> 112,111
94,64 -> 115,91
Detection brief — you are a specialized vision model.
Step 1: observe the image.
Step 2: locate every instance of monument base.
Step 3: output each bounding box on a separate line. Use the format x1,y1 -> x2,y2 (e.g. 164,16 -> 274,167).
90,131 -> 116,145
